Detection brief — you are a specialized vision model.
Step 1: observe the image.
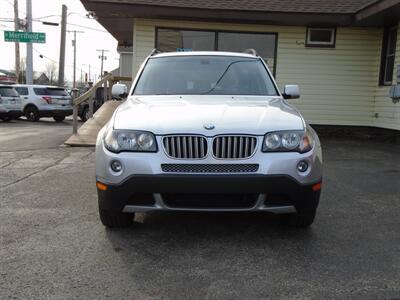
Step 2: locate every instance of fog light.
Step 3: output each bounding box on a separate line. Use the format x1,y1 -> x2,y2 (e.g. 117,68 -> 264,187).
110,160 -> 123,173
297,160 -> 308,172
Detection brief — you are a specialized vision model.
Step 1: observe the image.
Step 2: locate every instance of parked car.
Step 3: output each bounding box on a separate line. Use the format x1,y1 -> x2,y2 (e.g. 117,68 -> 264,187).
13,85 -> 72,122
78,84 -> 128,122
78,87 -> 105,122
0,85 -> 23,121
95,50 -> 323,228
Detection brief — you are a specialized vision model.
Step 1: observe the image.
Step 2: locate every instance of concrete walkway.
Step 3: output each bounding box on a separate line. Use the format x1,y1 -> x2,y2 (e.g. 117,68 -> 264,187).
64,100 -> 122,147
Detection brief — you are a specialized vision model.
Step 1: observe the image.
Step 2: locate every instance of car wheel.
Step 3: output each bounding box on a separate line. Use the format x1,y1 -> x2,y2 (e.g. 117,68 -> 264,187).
53,116 -> 65,122
99,209 -> 134,228
25,106 -> 40,122
80,107 -> 89,122
280,210 -> 316,228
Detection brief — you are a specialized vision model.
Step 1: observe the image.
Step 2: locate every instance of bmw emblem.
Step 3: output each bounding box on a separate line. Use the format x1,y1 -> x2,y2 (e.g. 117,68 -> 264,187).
204,123 -> 215,130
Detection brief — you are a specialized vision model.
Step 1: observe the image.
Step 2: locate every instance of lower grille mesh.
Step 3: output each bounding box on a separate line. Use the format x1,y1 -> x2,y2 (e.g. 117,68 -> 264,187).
161,164 -> 259,173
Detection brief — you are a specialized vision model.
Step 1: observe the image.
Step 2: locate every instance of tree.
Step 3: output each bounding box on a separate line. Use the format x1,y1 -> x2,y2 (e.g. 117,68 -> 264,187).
44,62 -> 58,85
18,57 -> 26,83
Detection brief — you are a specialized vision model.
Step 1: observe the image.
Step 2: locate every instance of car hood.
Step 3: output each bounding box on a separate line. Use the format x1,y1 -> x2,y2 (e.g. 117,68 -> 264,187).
113,95 -> 304,135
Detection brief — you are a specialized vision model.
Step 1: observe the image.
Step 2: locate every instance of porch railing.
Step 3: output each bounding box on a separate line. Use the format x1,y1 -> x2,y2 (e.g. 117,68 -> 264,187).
71,74 -> 131,134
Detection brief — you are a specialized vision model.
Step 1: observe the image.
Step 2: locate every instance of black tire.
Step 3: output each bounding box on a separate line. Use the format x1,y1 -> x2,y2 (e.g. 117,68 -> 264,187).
1,117 -> 12,122
80,107 -> 89,122
280,210 -> 316,228
99,209 -> 134,228
25,106 -> 40,122
53,116 -> 65,122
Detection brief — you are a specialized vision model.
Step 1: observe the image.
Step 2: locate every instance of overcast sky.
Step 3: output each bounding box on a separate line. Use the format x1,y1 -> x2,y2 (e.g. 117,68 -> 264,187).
0,0 -> 119,82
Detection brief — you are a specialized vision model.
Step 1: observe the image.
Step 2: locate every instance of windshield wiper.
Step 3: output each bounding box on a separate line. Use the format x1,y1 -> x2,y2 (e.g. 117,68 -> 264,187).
201,60 -> 250,95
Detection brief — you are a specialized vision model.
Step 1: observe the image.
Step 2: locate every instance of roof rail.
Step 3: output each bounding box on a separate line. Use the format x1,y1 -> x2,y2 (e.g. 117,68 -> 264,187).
243,48 -> 258,56
150,48 -> 162,56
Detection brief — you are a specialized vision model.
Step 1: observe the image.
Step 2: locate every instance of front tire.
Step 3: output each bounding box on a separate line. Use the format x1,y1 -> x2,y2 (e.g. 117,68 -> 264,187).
25,106 -> 40,122
280,210 -> 316,228
99,209 -> 135,228
53,116 -> 65,122
80,107 -> 89,122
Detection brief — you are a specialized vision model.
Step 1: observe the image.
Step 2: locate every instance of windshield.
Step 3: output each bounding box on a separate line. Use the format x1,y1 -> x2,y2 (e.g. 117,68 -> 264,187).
0,87 -> 19,97
33,87 -> 69,96
134,56 -> 278,96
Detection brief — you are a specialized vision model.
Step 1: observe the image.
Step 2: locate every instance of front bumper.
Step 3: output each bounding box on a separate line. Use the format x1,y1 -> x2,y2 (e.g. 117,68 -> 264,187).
0,110 -> 23,118
96,129 -> 323,214
38,107 -> 73,117
97,174 -> 321,214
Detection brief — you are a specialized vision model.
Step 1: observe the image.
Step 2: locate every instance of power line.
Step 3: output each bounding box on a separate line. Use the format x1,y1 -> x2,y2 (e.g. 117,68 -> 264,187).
32,47 -> 58,64
67,23 -> 107,32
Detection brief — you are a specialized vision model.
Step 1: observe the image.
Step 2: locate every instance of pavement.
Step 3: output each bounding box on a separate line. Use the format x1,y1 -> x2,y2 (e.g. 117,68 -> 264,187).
0,119 -> 400,299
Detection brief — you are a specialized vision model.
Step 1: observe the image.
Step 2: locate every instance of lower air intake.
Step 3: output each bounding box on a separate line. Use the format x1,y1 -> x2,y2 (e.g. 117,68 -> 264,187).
161,164 -> 259,173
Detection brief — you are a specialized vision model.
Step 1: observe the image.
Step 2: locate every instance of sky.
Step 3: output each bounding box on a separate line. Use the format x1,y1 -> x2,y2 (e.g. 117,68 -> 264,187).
0,0 -> 119,83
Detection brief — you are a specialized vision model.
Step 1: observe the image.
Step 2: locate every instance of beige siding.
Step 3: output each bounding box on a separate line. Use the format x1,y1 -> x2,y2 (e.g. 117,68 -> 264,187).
132,18 -> 389,127
373,23 -> 400,131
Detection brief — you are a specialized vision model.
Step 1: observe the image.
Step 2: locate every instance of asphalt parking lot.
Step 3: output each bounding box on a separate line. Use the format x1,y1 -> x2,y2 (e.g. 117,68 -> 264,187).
0,119 -> 399,299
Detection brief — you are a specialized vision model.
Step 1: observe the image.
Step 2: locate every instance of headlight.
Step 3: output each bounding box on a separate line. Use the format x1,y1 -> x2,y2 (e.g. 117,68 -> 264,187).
262,130 -> 314,153
104,129 -> 157,153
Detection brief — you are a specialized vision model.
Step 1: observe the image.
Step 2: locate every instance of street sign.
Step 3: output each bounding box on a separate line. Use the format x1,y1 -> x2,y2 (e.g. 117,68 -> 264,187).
4,31 -> 46,43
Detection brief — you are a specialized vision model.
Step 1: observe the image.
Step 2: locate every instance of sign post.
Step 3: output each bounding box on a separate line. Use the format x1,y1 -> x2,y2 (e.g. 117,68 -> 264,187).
4,31 -> 46,43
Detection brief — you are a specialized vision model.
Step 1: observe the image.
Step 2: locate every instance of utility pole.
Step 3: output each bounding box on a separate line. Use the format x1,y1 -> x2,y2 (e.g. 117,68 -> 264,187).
26,0 -> 33,84
97,49 -> 109,78
73,31 -> 76,88
68,30 -> 84,88
88,64 -> 91,82
58,5 -> 67,87
14,0 -> 20,83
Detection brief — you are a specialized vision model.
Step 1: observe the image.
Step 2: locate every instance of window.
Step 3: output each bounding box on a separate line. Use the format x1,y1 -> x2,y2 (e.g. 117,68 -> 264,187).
306,28 -> 336,48
155,28 -> 278,75
134,56 -> 278,96
14,87 -> 28,95
379,26 -> 398,86
217,32 -> 277,72
0,87 -> 19,97
156,28 -> 215,52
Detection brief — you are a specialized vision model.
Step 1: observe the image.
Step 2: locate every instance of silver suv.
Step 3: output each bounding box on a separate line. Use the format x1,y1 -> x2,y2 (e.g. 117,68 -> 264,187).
95,51 -> 323,228
14,85 -> 72,122
0,85 -> 23,121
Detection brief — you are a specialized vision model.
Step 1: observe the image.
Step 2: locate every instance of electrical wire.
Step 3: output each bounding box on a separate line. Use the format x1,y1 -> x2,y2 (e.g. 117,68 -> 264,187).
67,23 -> 107,32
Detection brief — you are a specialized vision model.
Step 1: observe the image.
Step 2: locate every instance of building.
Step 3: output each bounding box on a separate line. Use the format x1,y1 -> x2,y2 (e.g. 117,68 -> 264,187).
34,73 -> 50,85
81,0 -> 400,130
0,69 -> 17,85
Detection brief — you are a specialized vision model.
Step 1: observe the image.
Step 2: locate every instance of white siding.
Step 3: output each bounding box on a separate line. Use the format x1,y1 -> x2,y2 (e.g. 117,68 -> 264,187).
373,23 -> 400,131
132,18 -> 397,128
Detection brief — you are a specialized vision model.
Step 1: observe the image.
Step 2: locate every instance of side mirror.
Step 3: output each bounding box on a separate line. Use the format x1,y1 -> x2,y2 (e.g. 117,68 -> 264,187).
283,85 -> 300,100
112,84 -> 128,99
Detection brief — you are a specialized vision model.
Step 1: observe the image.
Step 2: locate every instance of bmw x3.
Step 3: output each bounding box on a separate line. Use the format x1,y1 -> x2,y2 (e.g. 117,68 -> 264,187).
95,50 -> 323,228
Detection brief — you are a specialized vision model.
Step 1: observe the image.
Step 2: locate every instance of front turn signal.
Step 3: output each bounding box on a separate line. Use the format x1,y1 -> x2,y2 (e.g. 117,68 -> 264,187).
96,182 -> 108,191
312,182 -> 322,192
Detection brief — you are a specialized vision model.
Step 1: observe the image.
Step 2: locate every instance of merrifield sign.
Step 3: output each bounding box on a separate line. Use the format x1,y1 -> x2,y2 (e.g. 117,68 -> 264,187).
4,31 -> 46,43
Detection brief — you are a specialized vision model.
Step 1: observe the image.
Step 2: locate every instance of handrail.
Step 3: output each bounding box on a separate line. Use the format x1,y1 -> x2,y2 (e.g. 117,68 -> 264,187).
70,73 -> 132,135
73,73 -> 113,106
